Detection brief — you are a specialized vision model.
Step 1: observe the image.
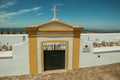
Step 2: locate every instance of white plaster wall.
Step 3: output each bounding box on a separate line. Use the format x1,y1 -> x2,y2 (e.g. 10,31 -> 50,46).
0,33 -> 120,77
80,33 -> 120,68
0,34 -> 29,77
37,36 -> 73,73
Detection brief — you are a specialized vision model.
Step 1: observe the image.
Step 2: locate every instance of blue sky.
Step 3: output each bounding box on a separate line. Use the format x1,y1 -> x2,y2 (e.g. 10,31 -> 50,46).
0,0 -> 120,30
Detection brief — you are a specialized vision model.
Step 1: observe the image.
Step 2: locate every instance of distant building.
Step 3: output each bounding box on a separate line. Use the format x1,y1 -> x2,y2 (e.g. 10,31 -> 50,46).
0,29 -> 27,34
21,31 -> 27,34
2,31 -> 8,34
14,31 -> 21,34
8,31 -> 14,34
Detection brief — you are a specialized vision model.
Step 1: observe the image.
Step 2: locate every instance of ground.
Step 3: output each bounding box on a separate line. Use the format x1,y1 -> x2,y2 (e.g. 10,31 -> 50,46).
0,63 -> 120,80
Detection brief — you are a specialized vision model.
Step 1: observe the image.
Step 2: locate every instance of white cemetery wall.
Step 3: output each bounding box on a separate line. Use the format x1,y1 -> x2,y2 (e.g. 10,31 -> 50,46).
37,37 -> 73,73
0,34 -> 29,77
0,33 -> 120,77
80,33 -> 120,68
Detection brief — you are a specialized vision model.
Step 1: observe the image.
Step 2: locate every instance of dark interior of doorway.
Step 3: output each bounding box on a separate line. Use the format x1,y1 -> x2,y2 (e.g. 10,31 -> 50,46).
44,50 -> 65,71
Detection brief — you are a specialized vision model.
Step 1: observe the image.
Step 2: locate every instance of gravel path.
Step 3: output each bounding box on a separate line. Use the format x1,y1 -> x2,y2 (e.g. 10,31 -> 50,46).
0,63 -> 120,80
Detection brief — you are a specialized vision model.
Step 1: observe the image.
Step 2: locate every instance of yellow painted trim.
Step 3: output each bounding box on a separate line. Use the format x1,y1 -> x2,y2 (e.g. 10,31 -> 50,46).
32,34 -> 74,37
34,20 -> 74,28
41,40 -> 68,72
29,31 -> 74,37
41,41 -> 44,72
29,36 -> 38,74
65,41 -> 69,70
38,28 -> 73,32
72,32 -> 80,70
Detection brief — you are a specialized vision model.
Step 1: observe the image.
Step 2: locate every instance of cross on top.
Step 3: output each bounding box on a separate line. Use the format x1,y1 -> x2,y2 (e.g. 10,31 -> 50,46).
51,5 -> 58,21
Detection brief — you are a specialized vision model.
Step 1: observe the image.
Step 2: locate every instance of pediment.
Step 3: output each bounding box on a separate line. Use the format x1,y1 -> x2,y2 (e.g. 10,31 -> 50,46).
26,20 -> 84,33
37,20 -> 74,31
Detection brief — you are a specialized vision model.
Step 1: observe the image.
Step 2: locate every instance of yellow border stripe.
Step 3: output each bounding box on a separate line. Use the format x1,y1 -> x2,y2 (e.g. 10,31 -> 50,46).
41,40 -> 68,72
72,33 -> 80,70
29,37 -> 38,74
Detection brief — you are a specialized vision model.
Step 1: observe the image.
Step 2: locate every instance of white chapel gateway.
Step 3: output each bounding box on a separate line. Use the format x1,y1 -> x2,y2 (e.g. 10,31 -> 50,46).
26,5 -> 84,74
0,6 -> 120,77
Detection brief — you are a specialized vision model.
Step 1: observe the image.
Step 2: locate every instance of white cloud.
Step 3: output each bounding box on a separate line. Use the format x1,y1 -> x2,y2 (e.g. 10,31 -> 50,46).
0,6 -> 42,28
32,7 -> 41,10
0,7 -> 41,19
0,0 -> 42,28
36,13 -> 44,16
0,2 -> 15,9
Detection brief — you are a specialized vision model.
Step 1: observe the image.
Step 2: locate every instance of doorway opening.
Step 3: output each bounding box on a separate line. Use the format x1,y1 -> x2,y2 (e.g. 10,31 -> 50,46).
41,40 -> 68,72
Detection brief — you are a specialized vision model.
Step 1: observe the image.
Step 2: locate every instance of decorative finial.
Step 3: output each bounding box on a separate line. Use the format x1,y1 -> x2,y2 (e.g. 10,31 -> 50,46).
51,5 -> 58,21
